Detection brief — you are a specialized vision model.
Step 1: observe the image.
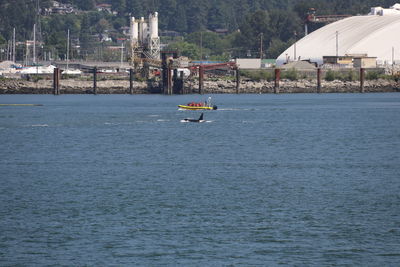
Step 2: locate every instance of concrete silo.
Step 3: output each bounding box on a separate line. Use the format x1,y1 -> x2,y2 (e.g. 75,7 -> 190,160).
130,12 -> 160,69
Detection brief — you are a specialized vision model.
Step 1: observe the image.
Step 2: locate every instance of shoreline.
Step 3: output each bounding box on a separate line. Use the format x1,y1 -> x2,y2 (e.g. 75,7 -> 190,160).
0,78 -> 399,94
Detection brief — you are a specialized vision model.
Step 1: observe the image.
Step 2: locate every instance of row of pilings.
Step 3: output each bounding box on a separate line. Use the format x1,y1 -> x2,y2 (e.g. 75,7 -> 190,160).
268,68 -> 365,94
52,67 -> 137,95
271,67 -> 365,94
51,67 -> 368,95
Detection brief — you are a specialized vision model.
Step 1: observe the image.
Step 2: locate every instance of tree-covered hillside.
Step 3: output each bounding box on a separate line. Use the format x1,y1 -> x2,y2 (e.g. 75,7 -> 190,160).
0,0 -> 398,61
52,0 -> 399,32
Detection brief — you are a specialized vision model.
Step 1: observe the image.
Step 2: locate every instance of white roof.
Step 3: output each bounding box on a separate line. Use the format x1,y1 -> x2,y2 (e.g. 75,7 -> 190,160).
62,69 -> 82,75
392,3 -> 400,10
276,13 -> 400,66
20,65 -> 56,74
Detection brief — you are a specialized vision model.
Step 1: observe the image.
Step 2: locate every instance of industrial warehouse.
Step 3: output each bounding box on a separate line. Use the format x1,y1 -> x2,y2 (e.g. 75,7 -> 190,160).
277,3 -> 400,69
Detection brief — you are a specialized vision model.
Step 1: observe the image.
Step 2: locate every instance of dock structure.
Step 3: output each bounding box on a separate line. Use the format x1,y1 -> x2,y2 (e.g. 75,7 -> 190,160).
195,62 -> 238,95
161,51 -> 178,95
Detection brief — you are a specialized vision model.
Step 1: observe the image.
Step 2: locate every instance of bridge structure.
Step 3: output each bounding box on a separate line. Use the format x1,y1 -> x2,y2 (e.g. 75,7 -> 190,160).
304,8 -> 351,35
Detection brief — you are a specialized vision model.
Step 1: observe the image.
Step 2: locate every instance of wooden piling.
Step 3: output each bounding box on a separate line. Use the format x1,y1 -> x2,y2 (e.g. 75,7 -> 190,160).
161,53 -> 168,94
53,68 -> 56,95
173,69 -> 178,94
129,68 -> 134,94
199,65 -> 204,95
317,68 -> 321,93
360,68 -> 365,93
93,67 -> 97,95
53,67 -> 60,95
180,71 -> 185,94
167,66 -> 172,95
274,68 -> 281,94
236,68 -> 240,94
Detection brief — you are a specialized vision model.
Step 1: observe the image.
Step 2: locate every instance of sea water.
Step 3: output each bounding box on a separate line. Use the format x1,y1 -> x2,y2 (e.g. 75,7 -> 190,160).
0,93 -> 399,266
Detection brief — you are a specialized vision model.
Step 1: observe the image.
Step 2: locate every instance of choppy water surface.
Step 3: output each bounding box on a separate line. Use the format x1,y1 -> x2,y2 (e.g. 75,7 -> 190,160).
0,93 -> 399,266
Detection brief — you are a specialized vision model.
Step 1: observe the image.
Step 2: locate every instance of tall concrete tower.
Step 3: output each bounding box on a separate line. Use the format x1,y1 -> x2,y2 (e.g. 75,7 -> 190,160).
130,12 -> 160,69
149,12 -> 160,59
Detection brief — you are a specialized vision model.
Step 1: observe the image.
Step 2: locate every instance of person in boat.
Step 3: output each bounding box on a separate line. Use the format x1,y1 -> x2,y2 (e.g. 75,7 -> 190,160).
187,102 -> 204,107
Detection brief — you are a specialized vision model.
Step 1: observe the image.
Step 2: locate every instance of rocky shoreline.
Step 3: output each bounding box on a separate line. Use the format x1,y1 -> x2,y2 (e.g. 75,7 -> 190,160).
0,78 -> 399,94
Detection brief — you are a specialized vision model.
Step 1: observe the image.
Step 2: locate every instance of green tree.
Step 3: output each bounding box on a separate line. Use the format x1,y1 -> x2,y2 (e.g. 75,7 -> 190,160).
159,0 -> 177,29
112,0 -> 126,15
96,19 -> 110,34
79,15 -> 92,53
126,0 -> 144,17
169,5 -> 187,32
266,38 -> 287,58
75,0 -> 95,11
233,10 -> 271,57
0,34 -> 6,45
167,41 -> 200,59
186,0 -> 208,32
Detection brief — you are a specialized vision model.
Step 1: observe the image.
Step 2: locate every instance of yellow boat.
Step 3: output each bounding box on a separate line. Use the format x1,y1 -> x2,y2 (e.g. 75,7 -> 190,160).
178,97 -> 217,110
178,105 -> 217,110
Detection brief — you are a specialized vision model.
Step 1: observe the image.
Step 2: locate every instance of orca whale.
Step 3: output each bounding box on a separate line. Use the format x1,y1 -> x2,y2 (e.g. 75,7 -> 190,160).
182,113 -> 205,123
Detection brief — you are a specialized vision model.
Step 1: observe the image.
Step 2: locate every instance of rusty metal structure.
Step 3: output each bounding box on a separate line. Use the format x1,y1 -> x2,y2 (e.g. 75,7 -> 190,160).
304,8 -> 351,36
191,62 -> 238,94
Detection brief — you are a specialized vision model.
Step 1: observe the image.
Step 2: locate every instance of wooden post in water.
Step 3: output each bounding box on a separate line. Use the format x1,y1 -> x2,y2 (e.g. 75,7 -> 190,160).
129,68 -> 134,94
167,66 -> 172,95
236,67 -> 240,94
274,68 -> 281,94
57,68 -> 60,95
360,68 -> 365,93
173,69 -> 178,94
199,65 -> 204,95
317,68 -> 321,93
53,68 -> 60,95
180,71 -> 185,94
93,67 -> 97,95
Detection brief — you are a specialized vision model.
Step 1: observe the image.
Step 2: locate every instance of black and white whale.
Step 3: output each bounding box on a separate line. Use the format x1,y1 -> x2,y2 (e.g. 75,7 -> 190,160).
181,113 -> 205,123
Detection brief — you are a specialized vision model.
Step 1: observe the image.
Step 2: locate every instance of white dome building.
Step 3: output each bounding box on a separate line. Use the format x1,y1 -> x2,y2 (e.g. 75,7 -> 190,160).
276,4 -> 400,66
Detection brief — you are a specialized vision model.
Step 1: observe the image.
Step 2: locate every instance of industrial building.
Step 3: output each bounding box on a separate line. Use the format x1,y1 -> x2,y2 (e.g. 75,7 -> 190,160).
276,4 -> 400,67
130,12 -> 161,70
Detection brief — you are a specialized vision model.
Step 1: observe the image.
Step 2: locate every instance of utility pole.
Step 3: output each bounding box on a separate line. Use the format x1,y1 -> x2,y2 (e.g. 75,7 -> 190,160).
7,40 -> 10,61
13,28 -> 16,62
336,31 -> 339,57
294,31 -> 297,61
200,31 -> 203,62
35,0 -> 42,61
33,24 -> 36,64
120,42 -> 124,70
392,46 -> 395,75
260,33 -> 263,60
25,41 -> 28,66
66,29 -> 70,71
